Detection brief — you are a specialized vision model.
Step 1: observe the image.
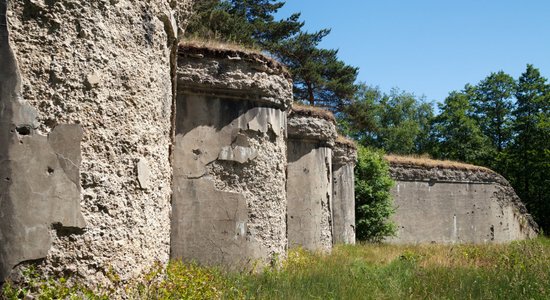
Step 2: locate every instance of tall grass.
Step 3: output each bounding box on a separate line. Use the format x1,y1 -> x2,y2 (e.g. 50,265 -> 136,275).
233,238 -> 549,299
2,238 -> 548,299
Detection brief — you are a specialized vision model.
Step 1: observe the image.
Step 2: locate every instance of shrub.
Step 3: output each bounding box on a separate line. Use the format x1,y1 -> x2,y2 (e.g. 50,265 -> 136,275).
354,145 -> 396,242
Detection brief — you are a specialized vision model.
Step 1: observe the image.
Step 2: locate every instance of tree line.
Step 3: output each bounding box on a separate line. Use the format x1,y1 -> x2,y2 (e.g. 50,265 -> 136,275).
344,66 -> 550,234
186,1 -> 549,236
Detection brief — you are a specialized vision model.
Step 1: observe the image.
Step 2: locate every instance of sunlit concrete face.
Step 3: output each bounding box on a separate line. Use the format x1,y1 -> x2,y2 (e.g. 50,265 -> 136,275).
388,165 -> 539,244
331,140 -> 357,245
171,47 -> 292,268
286,112 -> 337,252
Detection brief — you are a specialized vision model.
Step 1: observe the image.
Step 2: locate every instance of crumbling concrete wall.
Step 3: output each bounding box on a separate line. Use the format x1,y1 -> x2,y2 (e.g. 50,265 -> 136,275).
171,45 -> 292,267
2,0 -> 193,286
387,160 -> 539,244
286,106 -> 337,252
332,137 -> 357,245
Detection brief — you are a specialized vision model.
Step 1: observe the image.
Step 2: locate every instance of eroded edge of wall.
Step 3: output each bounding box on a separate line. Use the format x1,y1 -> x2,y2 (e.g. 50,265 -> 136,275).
1,0 -> 84,282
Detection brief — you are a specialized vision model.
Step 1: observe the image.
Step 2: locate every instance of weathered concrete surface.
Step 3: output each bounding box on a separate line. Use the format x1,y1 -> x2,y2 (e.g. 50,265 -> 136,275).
388,163 -> 539,244
4,0 -> 193,286
1,1 -> 85,282
172,46 -> 291,268
332,138 -> 357,245
287,108 -> 337,252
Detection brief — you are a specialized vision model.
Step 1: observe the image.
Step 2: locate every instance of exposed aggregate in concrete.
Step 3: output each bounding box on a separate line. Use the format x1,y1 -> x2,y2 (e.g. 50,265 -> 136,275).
6,0 -> 193,287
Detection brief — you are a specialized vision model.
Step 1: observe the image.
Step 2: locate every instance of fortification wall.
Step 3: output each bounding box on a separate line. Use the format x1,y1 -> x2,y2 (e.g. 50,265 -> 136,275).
1,0 -> 192,286
332,138 -> 357,244
171,45 -> 292,267
387,159 -> 539,244
286,106 -> 337,252
0,0 -> 360,288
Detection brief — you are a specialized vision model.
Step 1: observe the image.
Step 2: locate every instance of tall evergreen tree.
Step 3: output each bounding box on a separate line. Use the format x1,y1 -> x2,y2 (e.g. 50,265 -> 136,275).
429,91 -> 490,164
271,29 -> 358,110
472,71 -> 516,153
186,0 -> 302,47
509,64 -> 550,232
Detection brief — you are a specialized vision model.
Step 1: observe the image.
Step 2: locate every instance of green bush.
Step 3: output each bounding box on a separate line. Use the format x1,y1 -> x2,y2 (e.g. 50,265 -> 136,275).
354,145 -> 396,242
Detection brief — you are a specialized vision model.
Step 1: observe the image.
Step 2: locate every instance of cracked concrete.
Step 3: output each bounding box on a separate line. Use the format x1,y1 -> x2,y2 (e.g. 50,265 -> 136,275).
171,45 -> 290,268
4,0 -> 193,289
332,138 -> 357,245
286,106 -> 337,252
1,0 -> 84,281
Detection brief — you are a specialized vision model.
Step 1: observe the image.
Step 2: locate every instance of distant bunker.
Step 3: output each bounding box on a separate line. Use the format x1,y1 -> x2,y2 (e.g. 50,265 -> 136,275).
171,44 -> 293,267
331,137 -> 357,245
286,105 -> 337,252
386,156 -> 539,244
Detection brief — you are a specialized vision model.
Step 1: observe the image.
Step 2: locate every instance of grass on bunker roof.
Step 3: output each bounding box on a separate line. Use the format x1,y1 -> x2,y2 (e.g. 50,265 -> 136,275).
290,103 -> 337,123
384,154 -> 494,173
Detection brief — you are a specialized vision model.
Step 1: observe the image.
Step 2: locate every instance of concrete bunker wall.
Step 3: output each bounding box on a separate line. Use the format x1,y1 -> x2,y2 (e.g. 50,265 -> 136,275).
331,138 -> 357,245
286,107 -> 337,252
388,161 -> 539,244
1,0 -> 193,285
171,45 -> 293,267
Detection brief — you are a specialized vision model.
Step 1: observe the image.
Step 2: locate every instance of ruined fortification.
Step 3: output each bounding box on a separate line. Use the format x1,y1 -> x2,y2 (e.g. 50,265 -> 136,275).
0,0 -> 538,294
1,0 -> 194,286
0,0 -> 358,288
171,45 -> 291,267
287,105 -> 337,252
386,156 -> 539,244
332,137 -> 357,244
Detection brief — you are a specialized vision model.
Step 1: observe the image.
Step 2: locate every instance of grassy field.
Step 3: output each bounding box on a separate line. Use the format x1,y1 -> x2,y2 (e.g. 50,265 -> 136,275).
2,238 -> 549,299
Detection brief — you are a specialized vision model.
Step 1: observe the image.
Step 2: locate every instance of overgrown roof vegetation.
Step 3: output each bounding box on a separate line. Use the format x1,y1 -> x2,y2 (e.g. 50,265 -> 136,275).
290,103 -> 336,123
384,154 -> 494,173
335,135 -> 357,149
179,38 -> 290,77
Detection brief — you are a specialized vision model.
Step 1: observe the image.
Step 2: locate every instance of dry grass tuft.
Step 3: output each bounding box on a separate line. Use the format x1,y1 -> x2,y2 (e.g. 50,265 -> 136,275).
180,37 -> 263,55
384,154 -> 494,173
291,103 -> 336,123
178,38 -> 290,77
335,135 -> 357,149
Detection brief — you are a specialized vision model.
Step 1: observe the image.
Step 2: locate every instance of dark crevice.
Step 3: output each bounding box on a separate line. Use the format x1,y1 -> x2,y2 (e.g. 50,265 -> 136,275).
52,222 -> 85,237
15,125 -> 31,135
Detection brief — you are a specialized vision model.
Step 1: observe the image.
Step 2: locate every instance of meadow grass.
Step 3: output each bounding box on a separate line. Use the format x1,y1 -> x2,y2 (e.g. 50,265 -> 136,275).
233,238 -> 549,300
2,238 -> 548,299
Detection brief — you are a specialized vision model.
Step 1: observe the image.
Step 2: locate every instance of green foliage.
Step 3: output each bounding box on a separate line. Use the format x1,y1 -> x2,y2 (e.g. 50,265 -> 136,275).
471,71 -> 516,154
0,266 -> 109,300
507,65 -> 550,232
185,0 -> 301,47
271,29 -> 359,110
343,85 -> 434,154
429,90 -> 491,164
354,146 -> 396,242
186,1 -> 358,112
130,261 -> 242,299
233,238 -> 550,299
1,262 -> 241,300
3,240 -> 549,299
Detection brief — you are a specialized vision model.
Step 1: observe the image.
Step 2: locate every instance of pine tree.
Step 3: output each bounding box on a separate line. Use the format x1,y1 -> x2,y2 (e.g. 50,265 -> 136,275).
429,91 -> 490,164
472,71 -> 516,154
185,0 -> 302,47
509,64 -> 550,232
271,29 -> 358,110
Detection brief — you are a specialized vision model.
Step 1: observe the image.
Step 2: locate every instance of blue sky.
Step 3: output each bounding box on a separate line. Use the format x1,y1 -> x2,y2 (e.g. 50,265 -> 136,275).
276,1 -> 550,104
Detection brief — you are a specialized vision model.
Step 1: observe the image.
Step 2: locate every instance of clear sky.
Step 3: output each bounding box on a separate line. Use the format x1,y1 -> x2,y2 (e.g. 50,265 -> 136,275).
276,0 -> 550,104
